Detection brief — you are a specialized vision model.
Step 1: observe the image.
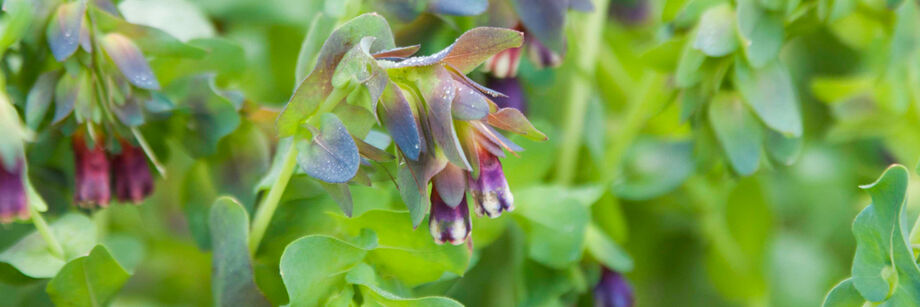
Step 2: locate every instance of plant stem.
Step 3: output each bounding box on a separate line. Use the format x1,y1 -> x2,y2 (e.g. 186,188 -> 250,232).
29,205 -> 65,259
555,0 -> 610,185
248,143 -> 298,255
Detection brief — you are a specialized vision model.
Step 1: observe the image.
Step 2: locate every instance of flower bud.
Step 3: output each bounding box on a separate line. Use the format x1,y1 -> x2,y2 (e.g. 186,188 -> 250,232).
486,76 -> 527,114
469,148 -> 513,218
0,158 -> 28,223
483,46 -> 522,79
428,189 -> 471,245
73,135 -> 111,208
609,0 -> 650,26
112,141 -> 153,204
594,268 -> 635,307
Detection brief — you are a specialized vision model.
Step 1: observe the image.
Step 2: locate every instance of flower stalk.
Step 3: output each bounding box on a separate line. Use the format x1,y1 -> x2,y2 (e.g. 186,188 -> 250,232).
555,0 -> 610,184
29,203 -> 65,259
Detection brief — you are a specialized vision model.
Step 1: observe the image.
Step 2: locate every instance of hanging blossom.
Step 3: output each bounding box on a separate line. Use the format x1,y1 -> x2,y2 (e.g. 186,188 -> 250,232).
276,13 -> 547,246
595,267 -> 635,307
0,95 -> 32,223
72,132 -> 155,208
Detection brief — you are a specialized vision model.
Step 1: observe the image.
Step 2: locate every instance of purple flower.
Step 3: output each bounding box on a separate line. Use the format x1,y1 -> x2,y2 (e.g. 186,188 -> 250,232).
469,147 -> 514,218
0,158 -> 28,223
486,76 -> 527,114
595,268 -> 635,307
609,0 -> 650,26
73,135 -> 111,208
112,141 -> 153,204
428,189 -> 471,245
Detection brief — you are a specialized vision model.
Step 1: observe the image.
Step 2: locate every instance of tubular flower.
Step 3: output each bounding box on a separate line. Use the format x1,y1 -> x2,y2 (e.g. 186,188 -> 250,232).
0,158 -> 28,223
526,33 -> 562,69
609,0 -> 650,26
486,76 -> 527,114
428,189 -> 472,245
469,146 -> 514,218
112,141 -> 153,204
594,268 -> 635,307
73,135 -> 111,208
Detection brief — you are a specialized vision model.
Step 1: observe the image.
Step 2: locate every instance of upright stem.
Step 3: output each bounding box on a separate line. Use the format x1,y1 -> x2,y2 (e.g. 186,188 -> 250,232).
555,0 -> 611,184
248,144 -> 298,255
30,205 -> 65,259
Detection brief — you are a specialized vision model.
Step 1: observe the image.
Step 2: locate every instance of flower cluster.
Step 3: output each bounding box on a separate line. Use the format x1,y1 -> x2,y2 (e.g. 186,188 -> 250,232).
278,14 -> 547,245
72,133 -> 153,208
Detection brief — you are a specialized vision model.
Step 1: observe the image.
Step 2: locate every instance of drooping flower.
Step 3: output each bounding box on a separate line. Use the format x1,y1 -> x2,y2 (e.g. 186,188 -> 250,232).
73,134 -> 111,208
428,188 -> 471,245
469,146 -> 514,218
526,32 -> 562,69
594,268 -> 635,307
609,0 -> 650,26
111,140 -> 153,204
486,76 -> 527,114
0,158 -> 28,223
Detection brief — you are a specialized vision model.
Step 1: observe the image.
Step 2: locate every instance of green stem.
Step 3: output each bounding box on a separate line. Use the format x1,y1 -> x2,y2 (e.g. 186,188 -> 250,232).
601,73 -> 660,183
249,143 -> 299,255
554,0 -> 611,184
30,205 -> 65,259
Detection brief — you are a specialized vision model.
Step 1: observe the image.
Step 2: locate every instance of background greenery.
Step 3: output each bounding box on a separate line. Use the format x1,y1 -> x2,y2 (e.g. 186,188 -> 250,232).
3,0 -> 920,306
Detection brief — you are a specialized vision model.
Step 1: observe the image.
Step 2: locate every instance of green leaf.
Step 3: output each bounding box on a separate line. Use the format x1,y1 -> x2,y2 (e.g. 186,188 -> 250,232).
764,129 -> 801,165
91,6 -> 206,58
612,138 -> 695,200
675,39 -> 706,88
0,213 -> 96,278
585,224 -> 633,272
295,12 -> 337,82
347,263 -> 464,306
397,151 -> 447,227
278,13 -> 395,137
339,210 -> 471,286
708,92 -> 762,175
25,71 -> 60,130
209,197 -> 271,307
418,65 -> 471,170
849,165 -> 920,303
280,235 -> 368,307
822,279 -> 865,307
733,57 -> 802,137
168,74 -> 242,157
513,185 -> 604,268
737,0 -> 784,67
45,245 -> 130,307
693,4 -> 738,57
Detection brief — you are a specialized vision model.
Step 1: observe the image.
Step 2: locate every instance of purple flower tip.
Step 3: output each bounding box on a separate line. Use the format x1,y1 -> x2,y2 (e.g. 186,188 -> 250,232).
0,158 -> 29,223
486,76 -> 527,114
595,268 -> 635,307
73,135 -> 111,208
527,34 -> 562,69
469,148 -> 513,218
112,141 -> 153,204
429,189 -> 471,245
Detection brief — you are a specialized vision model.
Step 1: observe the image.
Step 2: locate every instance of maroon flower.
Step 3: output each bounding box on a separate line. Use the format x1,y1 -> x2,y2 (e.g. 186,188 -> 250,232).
0,158 -> 28,223
486,76 -> 527,114
428,189 -> 471,245
526,33 -> 562,69
595,268 -> 635,307
609,0 -> 650,26
73,135 -> 111,208
112,141 -> 153,204
469,147 -> 514,218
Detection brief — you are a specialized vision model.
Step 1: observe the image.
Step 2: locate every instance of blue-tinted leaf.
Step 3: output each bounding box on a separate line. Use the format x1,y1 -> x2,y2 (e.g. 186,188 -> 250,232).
319,182 -> 353,217
737,0 -> 783,67
708,93 -> 762,175
101,33 -> 160,90
379,82 -> 421,160
91,6 -> 206,58
296,113 -> 360,183
822,279 -> 864,307
399,152 -> 448,227
612,138 -> 695,200
46,1 -> 86,61
209,197 -> 271,307
433,162 -> 466,208
693,4 -> 738,57
452,81 -> 489,120
421,65 -> 471,170
733,58 -> 802,137
442,27 -> 524,74
428,0 -> 487,15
